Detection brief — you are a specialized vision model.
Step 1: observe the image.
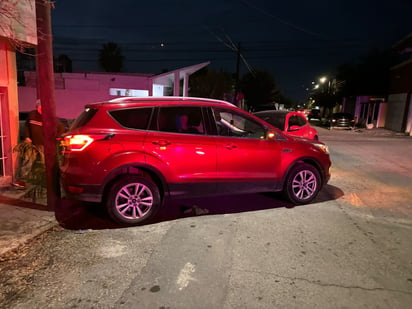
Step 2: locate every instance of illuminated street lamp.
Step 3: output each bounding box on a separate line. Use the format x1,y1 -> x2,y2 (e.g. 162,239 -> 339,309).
319,76 -> 327,84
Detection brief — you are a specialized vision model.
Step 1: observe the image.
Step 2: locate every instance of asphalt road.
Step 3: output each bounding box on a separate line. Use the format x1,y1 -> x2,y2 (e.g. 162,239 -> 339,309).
1,127 -> 411,308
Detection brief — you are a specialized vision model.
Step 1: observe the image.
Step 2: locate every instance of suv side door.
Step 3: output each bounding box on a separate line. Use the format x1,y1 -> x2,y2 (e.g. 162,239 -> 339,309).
144,106 -> 217,197
211,106 -> 284,194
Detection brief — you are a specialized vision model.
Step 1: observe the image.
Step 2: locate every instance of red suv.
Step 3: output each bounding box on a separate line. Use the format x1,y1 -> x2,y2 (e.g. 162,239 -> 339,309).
60,97 -> 331,225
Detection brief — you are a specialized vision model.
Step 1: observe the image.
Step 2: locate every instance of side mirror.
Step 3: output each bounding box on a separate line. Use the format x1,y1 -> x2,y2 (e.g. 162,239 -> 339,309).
266,130 -> 276,139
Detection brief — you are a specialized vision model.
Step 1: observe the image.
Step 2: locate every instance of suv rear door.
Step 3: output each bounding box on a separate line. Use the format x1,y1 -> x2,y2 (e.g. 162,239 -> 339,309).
144,106 -> 217,197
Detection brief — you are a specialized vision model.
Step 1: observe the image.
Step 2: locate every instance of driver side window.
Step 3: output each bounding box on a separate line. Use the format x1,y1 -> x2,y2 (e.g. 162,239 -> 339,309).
289,115 -> 306,128
213,108 -> 266,139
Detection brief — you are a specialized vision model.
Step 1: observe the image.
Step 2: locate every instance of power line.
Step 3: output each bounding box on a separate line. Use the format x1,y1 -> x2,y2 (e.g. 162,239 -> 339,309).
239,0 -> 332,40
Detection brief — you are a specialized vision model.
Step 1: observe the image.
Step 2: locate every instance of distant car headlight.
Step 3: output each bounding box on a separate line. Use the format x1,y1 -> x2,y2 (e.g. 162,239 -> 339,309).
313,143 -> 329,154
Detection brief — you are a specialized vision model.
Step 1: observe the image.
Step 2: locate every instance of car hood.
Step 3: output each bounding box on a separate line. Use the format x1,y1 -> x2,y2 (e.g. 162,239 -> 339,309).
286,134 -> 328,151
287,134 -> 313,143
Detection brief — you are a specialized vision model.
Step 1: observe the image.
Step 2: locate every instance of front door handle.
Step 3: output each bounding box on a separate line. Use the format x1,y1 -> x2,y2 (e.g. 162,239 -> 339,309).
152,140 -> 171,146
224,144 -> 237,150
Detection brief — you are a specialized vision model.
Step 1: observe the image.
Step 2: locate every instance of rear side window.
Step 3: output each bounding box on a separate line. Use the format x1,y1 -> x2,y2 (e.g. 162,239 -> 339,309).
70,108 -> 98,130
156,106 -> 204,134
109,108 -> 153,130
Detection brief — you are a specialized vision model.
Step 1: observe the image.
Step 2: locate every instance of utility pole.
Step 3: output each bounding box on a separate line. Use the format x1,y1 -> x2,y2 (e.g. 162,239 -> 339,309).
233,42 -> 241,106
35,0 -> 59,211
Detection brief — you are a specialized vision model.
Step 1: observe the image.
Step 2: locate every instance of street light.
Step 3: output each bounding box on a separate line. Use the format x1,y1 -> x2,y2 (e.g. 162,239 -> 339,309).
319,76 -> 327,84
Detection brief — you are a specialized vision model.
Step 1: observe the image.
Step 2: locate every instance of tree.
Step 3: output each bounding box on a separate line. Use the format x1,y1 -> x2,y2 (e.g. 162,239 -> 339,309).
336,48 -> 397,98
273,92 -> 296,110
239,70 -> 278,111
99,42 -> 124,72
54,54 -> 72,72
189,68 -> 232,99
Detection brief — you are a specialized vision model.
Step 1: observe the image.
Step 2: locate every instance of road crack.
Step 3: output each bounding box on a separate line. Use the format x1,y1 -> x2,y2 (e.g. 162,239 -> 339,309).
233,268 -> 412,296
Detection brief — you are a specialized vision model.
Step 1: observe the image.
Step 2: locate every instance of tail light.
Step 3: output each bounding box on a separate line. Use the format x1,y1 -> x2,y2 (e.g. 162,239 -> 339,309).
61,134 -> 111,152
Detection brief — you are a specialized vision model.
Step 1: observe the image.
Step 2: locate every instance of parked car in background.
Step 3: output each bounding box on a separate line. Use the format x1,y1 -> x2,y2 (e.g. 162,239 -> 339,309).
308,109 -> 321,121
296,108 -> 310,119
329,112 -> 355,129
60,97 -> 331,226
254,110 -> 319,140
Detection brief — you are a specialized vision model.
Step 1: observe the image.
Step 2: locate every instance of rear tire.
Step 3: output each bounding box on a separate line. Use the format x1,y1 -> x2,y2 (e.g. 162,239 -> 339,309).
106,175 -> 161,225
283,163 -> 321,204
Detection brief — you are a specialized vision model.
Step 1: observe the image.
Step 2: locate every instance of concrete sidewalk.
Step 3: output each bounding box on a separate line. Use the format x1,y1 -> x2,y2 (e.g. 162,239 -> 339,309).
0,186 -> 56,257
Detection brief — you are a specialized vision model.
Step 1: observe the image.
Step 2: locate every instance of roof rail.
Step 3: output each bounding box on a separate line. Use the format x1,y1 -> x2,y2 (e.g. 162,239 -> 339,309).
108,96 -> 234,106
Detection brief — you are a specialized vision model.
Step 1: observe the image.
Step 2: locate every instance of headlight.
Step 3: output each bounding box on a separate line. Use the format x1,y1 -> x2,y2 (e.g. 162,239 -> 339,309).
313,143 -> 329,154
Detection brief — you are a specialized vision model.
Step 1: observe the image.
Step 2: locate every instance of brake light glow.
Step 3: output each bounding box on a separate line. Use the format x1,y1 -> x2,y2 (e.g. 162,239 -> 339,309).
62,134 -> 108,152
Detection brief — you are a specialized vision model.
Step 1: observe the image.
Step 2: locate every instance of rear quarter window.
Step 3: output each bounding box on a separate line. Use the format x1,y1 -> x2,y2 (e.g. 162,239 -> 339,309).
70,108 -> 98,130
109,108 -> 153,130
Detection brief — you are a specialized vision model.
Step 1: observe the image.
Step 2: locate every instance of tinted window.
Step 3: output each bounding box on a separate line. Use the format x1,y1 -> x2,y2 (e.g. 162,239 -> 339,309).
109,108 -> 153,130
213,108 -> 265,139
70,108 -> 98,130
157,106 -> 204,134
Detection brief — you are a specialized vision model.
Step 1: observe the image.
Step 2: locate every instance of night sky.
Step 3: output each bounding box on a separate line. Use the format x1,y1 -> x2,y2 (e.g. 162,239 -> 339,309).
50,0 -> 412,101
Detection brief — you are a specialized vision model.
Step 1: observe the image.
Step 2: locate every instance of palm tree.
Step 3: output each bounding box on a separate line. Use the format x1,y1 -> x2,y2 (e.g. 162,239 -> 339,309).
99,42 -> 124,72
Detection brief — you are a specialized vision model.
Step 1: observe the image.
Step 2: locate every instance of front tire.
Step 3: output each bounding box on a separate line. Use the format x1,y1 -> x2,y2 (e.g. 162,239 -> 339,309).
283,163 -> 321,204
106,175 -> 161,225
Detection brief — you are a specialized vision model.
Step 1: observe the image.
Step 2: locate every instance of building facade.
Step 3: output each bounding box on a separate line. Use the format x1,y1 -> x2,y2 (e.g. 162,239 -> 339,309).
386,33 -> 412,135
0,0 -> 37,186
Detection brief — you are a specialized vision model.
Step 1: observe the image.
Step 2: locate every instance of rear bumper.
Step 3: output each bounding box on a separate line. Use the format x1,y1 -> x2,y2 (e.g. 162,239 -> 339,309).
60,176 -> 103,203
61,186 -> 102,203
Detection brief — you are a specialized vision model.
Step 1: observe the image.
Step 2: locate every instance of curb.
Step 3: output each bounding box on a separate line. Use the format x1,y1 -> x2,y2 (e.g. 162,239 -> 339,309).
0,211 -> 56,257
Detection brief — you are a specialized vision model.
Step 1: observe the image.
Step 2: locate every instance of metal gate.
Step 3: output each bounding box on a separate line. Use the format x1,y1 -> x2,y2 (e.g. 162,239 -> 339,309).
0,91 -> 8,178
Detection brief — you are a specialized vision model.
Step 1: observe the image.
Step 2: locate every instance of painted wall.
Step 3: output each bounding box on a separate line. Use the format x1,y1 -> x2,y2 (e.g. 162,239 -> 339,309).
18,71 -> 156,119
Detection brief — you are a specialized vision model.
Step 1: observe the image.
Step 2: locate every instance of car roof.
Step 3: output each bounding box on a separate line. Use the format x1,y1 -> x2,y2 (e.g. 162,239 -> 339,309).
110,96 -> 233,105
254,110 -> 290,115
